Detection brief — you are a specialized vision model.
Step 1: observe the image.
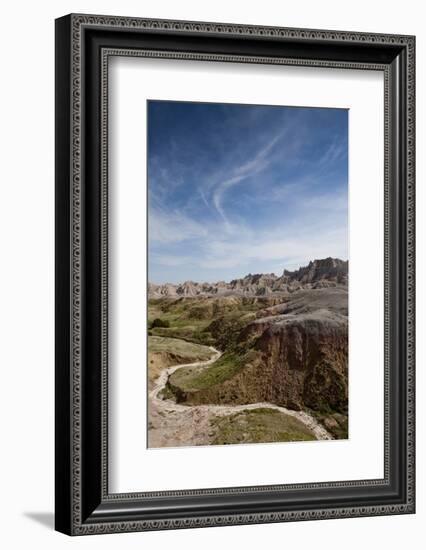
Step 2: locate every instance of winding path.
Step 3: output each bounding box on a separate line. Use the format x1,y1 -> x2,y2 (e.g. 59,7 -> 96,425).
148,345 -> 332,448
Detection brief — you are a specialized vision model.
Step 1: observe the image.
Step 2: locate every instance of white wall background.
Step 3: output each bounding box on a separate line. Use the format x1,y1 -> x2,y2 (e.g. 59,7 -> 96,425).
0,0 -> 423,548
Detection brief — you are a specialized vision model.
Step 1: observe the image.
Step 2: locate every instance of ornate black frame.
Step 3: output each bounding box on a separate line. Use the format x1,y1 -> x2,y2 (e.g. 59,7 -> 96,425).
55,14 -> 415,535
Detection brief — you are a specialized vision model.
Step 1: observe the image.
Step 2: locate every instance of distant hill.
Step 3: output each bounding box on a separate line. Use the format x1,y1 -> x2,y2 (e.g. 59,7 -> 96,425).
148,257 -> 348,298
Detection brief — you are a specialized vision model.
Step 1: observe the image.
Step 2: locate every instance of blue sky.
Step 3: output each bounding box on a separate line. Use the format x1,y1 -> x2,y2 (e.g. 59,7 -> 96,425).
148,100 -> 348,284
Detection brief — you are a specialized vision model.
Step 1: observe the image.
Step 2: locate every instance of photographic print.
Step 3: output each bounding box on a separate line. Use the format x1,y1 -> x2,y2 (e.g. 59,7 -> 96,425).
147,100 -> 348,449
56,16 -> 415,533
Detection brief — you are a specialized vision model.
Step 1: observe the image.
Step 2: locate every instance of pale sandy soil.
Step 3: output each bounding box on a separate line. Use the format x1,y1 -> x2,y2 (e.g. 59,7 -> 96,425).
147,345 -> 332,448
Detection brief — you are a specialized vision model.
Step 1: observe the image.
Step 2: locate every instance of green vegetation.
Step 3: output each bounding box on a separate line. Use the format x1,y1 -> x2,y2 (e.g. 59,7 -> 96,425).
303,360 -> 348,414
168,352 -> 247,391
148,297 -> 266,398
147,336 -> 215,389
158,385 -> 175,401
211,408 -> 316,445
311,410 -> 348,440
206,312 -> 257,351
302,360 -> 349,439
150,325 -> 214,346
148,293 -> 349,444
148,335 -> 213,359
147,296 -> 266,349
148,298 -> 213,345
151,318 -> 170,328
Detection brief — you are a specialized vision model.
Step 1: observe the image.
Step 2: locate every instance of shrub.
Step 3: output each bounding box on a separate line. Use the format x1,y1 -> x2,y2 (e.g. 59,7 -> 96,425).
151,318 -> 170,328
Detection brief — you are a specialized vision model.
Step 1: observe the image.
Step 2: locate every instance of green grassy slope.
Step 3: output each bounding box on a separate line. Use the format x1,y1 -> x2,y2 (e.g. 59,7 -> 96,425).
211,408 -> 316,444
148,335 -> 215,389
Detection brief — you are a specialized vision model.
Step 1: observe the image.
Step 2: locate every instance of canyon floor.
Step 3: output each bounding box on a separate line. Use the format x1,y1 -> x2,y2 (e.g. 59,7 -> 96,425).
147,258 -> 349,448
148,342 -> 331,448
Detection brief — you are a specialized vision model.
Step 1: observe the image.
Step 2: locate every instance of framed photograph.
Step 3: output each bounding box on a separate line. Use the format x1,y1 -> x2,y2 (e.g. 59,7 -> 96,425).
55,14 -> 415,535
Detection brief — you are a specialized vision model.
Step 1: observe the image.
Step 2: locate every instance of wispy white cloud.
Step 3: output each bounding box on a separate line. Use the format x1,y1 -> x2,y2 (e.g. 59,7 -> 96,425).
301,187 -> 348,213
149,181 -> 348,281
234,132 -> 283,176
199,188 -> 210,210
199,224 -> 347,272
149,207 -> 207,244
318,137 -> 346,167
212,174 -> 246,227
150,253 -> 195,267
211,131 -> 287,227
147,102 -> 348,283
150,203 -> 347,281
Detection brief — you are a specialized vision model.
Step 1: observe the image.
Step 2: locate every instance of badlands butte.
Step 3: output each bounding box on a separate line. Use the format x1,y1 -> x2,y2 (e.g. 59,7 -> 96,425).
147,257 -> 348,448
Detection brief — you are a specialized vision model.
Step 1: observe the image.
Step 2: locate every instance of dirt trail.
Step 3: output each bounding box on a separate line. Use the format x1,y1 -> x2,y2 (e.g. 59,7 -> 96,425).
148,345 -> 332,448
